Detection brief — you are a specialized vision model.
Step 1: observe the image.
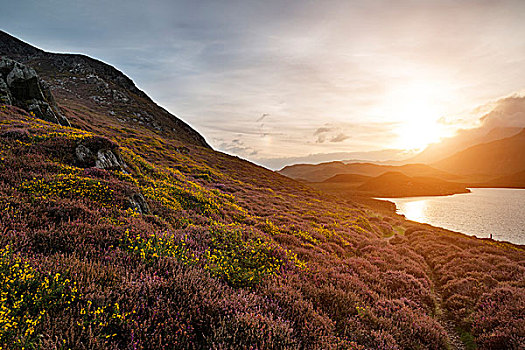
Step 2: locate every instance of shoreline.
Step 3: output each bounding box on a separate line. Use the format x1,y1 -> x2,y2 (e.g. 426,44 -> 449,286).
380,188 -> 525,246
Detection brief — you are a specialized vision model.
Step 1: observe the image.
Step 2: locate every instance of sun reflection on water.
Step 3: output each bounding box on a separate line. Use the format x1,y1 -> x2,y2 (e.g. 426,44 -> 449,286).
399,200 -> 427,222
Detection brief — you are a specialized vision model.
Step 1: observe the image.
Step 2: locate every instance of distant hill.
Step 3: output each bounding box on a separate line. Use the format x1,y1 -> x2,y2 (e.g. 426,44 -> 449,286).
323,173 -> 371,184
356,172 -> 469,197
280,161 -> 456,182
314,171 -> 468,198
408,126 -> 522,164
433,129 -> 525,176
481,170 -> 525,188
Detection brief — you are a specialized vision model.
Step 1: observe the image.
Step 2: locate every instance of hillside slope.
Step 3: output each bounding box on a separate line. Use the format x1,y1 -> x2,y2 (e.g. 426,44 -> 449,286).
2,104 -> 524,349
433,129 -> 525,176
481,170 -> 525,188
0,30 -> 209,148
323,173 -> 372,184
0,33 -> 523,349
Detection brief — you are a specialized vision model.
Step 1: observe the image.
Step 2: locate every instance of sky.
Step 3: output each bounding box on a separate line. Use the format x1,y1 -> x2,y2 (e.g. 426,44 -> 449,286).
2,0 -> 525,169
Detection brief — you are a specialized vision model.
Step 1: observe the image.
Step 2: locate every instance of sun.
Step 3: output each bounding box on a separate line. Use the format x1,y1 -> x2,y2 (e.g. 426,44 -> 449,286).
395,118 -> 445,151
383,81 -> 451,151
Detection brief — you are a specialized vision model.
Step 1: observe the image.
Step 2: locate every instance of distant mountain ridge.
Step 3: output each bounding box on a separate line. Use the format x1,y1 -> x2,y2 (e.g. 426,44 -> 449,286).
482,170 -> 525,188
408,126 -> 523,164
357,171 -> 469,197
433,128 -> 525,176
281,126 -> 525,192
0,30 -> 209,148
279,161 -> 456,183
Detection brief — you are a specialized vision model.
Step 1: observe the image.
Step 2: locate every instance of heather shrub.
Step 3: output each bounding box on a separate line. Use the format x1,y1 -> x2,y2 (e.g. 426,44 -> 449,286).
20,174 -> 115,204
80,135 -> 118,151
472,286 -> 525,350
1,109 -> 524,349
0,128 -> 30,140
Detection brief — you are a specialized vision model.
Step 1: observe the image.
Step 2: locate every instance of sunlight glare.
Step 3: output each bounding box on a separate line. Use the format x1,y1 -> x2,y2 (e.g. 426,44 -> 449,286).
399,200 -> 427,222
384,81 -> 452,151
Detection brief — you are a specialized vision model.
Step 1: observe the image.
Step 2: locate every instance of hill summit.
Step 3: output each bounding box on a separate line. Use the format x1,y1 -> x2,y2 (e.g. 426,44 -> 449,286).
0,30 -> 209,148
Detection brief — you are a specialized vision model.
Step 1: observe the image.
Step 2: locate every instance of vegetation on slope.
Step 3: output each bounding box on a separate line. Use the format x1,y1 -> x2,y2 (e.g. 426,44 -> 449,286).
0,104 -> 524,349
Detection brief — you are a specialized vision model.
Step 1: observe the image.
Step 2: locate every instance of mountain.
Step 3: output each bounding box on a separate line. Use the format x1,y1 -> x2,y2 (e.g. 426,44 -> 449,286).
312,171 -> 468,199
280,161 -> 456,182
408,126 -> 522,164
0,30 -> 209,148
433,129 -> 525,176
323,173 -> 372,184
356,172 -> 469,198
480,170 -> 525,188
279,161 -> 349,181
0,32 -> 523,349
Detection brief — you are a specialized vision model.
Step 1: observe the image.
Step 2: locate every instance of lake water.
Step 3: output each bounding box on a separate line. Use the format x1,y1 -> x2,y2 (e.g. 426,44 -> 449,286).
382,188 -> 525,245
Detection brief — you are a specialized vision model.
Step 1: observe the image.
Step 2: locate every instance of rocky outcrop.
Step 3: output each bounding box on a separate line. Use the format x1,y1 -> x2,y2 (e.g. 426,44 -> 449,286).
74,136 -> 128,173
0,57 -> 70,126
126,193 -> 150,215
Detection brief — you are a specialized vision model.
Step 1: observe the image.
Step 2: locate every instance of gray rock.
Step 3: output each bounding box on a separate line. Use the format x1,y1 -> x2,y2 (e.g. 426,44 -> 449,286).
75,139 -> 128,173
75,144 -> 94,163
126,193 -> 150,215
0,57 -> 70,126
0,77 -> 12,104
0,58 -> 15,74
95,149 -> 122,170
112,89 -> 129,102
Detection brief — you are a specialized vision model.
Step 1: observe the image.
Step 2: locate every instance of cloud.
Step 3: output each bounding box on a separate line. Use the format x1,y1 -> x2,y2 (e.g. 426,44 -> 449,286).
4,0 -> 525,168
315,134 -> 327,143
216,137 -> 259,157
478,93 -> 525,129
314,127 -> 332,135
256,113 -> 270,122
330,133 -> 350,143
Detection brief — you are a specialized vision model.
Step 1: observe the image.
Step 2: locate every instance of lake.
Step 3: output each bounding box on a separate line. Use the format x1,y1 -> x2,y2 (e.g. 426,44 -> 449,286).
381,188 -> 525,245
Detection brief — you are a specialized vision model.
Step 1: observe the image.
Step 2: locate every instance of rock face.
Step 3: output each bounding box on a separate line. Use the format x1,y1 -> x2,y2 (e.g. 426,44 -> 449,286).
126,193 -> 150,215
74,136 -> 128,173
0,57 -> 70,126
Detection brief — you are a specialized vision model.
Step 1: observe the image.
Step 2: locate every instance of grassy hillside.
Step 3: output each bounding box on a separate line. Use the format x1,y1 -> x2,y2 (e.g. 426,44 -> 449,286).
1,104 -> 524,349
0,32 -> 524,350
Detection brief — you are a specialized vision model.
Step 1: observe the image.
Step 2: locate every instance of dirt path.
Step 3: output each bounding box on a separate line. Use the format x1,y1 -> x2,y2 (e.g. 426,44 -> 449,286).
395,235 -> 468,350
434,294 -> 467,350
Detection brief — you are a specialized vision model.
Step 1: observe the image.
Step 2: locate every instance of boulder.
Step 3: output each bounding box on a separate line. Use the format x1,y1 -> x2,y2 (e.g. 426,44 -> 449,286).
126,193 -> 150,215
0,77 -> 11,104
95,149 -> 122,170
74,136 -> 128,173
0,57 -> 70,126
